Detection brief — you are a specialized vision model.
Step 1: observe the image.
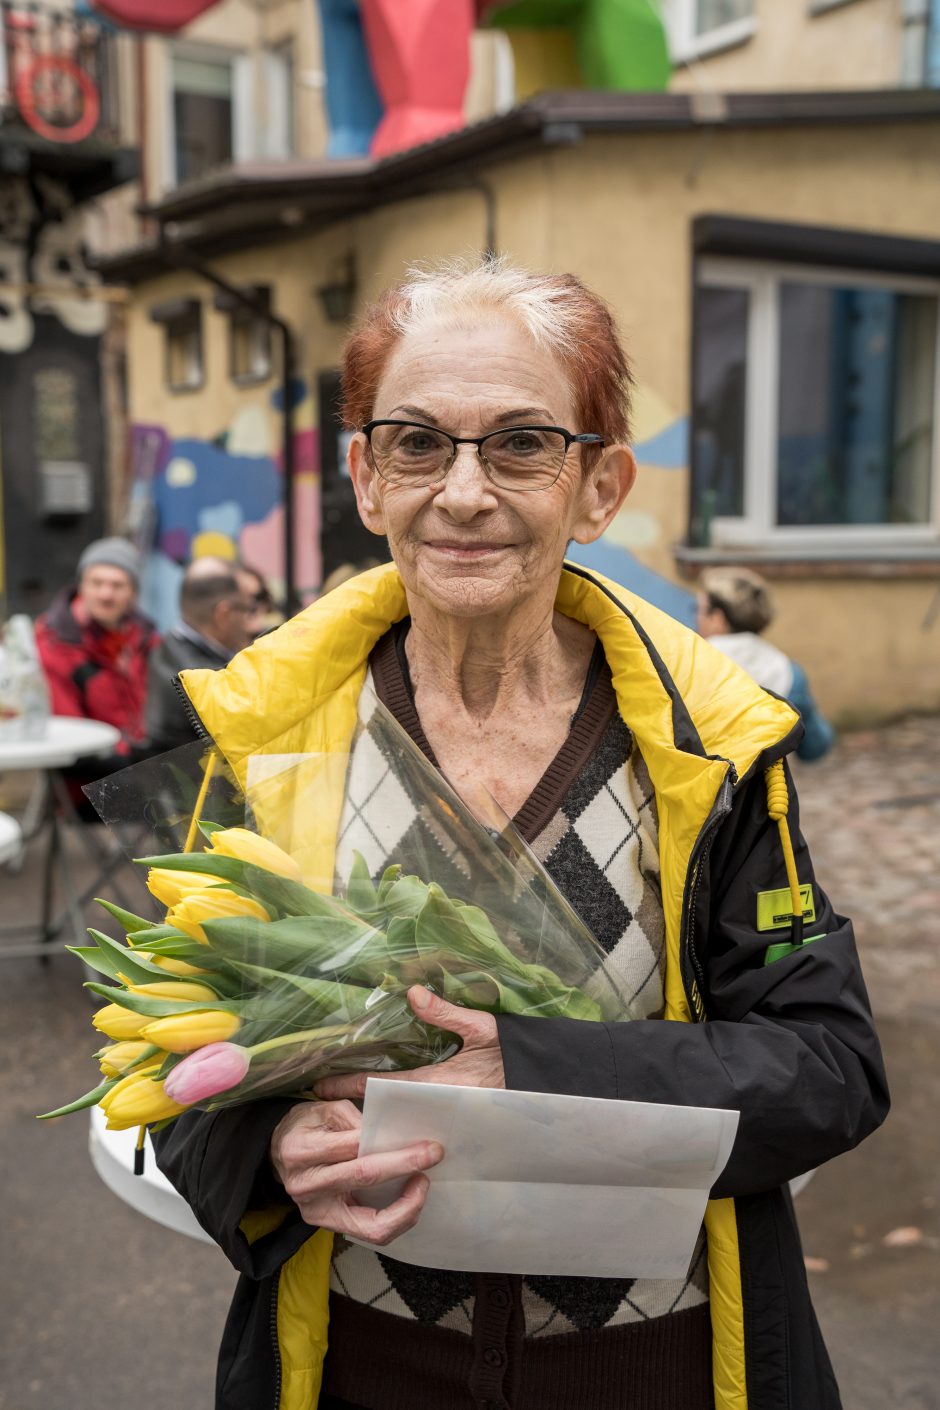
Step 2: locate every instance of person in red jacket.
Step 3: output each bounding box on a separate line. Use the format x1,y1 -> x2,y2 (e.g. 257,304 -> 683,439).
35,538 -> 159,772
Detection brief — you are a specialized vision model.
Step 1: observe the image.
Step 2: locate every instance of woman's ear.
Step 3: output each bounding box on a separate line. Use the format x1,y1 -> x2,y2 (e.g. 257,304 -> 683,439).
348,433 -> 387,534
570,446 -> 637,545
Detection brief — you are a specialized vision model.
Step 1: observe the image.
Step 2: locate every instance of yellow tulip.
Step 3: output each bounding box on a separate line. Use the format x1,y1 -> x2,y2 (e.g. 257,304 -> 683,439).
141,1008 -> 241,1053
99,1067 -> 188,1129
208,828 -> 303,882
97,1040 -> 160,1078
147,867 -> 223,909
147,954 -> 210,978
92,1002 -> 151,1041
124,978 -> 219,1003
166,888 -> 270,945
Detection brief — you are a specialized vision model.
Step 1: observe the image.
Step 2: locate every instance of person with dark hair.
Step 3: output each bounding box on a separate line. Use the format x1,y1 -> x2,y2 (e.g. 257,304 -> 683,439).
145,557 -> 255,752
35,536 -> 158,759
237,563 -> 283,638
697,567 -> 834,762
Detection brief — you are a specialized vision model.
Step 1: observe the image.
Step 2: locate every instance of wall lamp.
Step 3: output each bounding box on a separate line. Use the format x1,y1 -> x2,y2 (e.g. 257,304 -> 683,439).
317,254 -> 358,323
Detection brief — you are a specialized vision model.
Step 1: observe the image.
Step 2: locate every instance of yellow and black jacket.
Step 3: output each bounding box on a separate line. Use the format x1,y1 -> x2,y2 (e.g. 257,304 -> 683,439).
154,563 -> 888,1410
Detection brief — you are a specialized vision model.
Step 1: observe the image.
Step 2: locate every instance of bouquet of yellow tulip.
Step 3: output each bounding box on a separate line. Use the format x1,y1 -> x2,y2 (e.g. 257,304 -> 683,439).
41,694 -> 637,1143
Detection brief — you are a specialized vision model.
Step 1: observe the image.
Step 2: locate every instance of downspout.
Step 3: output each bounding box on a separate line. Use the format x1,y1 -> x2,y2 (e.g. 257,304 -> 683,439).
158,245 -> 300,616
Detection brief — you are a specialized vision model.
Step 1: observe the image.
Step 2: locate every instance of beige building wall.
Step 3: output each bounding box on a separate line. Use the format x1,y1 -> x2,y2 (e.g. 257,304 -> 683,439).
124,120 -> 940,722
669,0 -> 905,93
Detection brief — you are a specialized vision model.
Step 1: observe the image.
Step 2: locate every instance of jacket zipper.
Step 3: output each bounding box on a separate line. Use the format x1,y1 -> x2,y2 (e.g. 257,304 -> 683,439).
680,770 -> 735,1023
172,674 -> 211,741
270,1271 -> 282,1410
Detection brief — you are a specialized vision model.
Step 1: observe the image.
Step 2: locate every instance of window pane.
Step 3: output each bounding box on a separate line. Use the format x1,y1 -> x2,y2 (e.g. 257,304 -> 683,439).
696,0 -> 752,35
777,283 -> 936,527
691,285 -> 749,538
172,55 -> 233,184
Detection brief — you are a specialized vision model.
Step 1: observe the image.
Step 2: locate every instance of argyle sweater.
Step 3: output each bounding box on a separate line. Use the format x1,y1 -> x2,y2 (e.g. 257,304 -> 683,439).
323,626 -> 711,1410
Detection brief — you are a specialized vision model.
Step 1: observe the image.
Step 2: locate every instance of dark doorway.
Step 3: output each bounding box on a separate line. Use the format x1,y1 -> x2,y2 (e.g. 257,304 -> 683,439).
0,314 -> 106,616
317,369 -> 389,583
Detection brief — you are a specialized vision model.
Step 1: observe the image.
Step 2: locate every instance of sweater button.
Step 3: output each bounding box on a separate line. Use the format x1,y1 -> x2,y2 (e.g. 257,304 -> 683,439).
483,1347 -> 506,1369
489,1288 -> 510,1309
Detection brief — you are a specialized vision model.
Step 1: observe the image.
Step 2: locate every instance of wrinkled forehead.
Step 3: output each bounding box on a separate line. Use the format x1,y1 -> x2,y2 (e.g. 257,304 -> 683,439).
372,311 -> 577,431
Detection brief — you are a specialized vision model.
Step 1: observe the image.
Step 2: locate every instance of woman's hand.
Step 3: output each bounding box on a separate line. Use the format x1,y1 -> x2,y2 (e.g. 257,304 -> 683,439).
314,985 -> 506,1102
270,1097 -> 443,1245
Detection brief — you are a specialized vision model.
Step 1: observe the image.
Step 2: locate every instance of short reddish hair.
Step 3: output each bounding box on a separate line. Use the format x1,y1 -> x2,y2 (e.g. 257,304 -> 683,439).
340,259 -> 633,456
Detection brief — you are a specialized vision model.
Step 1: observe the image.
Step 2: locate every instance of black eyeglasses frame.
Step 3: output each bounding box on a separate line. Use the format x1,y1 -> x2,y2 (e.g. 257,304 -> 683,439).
361,420 -> 606,491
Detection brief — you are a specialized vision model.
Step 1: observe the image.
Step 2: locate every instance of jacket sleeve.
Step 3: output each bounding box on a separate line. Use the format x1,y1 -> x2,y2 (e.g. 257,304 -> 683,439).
35,627 -> 87,719
151,1099 -> 317,1278
496,761 -> 889,1197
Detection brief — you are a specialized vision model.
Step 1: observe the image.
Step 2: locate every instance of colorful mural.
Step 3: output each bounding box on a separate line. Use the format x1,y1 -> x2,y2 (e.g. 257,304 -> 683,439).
132,384 -> 322,631
568,390 -> 694,625
314,0 -> 668,158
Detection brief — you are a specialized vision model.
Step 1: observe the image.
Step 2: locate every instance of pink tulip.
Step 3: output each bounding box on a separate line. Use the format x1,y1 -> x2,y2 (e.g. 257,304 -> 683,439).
164,1042 -> 251,1105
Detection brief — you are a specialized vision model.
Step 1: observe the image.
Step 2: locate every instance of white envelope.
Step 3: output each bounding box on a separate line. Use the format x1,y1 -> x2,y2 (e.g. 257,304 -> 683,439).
355,1081 -> 739,1279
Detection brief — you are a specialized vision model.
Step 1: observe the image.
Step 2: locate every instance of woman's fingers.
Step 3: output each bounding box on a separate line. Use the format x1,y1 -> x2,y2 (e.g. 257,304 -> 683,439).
270,1099 -> 361,1183
407,984 -> 497,1042
278,1125 -> 362,1179
289,1138 -> 444,1203
340,1172 -> 431,1245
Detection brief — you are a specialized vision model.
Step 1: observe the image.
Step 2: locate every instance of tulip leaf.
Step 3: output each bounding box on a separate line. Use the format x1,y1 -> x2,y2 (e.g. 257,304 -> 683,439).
38,1076 -> 119,1120
68,945 -> 126,984
86,929 -> 176,985
135,851 -> 246,882
197,821 -> 225,839
84,982 -> 239,1017
345,851 -> 380,917
94,898 -> 158,934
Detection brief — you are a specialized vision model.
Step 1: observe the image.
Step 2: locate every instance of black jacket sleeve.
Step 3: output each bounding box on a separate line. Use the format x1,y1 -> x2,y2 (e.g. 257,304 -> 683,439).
496,761 -> 889,1197
151,1099 -> 316,1278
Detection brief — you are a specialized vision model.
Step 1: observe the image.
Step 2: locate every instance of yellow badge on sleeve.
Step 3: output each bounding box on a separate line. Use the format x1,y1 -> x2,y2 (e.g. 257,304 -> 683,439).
756,884 -> 815,932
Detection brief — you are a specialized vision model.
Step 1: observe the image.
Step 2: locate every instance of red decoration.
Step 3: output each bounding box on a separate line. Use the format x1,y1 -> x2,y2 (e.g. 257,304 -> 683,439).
360,0 -> 473,158
15,55 -> 101,144
88,0 -> 221,32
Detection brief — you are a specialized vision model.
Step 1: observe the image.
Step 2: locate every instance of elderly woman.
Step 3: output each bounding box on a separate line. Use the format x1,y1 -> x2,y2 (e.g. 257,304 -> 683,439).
155,261 -> 888,1410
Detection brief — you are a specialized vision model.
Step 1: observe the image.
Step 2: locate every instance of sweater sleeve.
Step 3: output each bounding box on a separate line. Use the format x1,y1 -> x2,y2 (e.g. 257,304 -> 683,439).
150,1099 -> 317,1278
496,765 -> 889,1197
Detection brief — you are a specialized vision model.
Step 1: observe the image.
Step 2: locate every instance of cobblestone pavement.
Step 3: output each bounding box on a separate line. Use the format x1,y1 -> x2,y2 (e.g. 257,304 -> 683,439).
0,717 -> 938,1410
791,715 -> 940,1410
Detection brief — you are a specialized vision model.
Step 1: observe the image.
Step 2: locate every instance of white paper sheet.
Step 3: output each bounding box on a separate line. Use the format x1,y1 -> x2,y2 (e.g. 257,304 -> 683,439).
355,1081 -> 739,1278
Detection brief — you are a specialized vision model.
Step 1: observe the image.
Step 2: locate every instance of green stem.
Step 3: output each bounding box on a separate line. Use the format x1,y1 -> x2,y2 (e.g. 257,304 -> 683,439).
247,1024 -> 352,1059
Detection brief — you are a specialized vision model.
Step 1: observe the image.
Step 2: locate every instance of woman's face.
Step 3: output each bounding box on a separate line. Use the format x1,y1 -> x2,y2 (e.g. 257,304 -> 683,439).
347,313 -> 635,621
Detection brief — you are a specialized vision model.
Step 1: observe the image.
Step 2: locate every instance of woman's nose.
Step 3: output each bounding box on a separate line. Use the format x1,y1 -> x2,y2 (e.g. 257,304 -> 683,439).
433,445 -> 495,518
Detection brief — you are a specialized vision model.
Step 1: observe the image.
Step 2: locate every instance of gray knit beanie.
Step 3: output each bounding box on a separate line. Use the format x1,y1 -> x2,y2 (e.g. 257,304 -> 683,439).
77,537 -> 141,588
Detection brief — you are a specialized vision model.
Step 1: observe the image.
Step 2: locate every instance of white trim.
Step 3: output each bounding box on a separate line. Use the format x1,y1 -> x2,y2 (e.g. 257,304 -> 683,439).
165,40 -> 245,189
662,0 -> 757,63
696,255 -> 940,549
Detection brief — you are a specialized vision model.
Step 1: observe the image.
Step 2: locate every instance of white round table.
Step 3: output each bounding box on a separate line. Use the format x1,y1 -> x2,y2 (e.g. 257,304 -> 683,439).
0,811 -> 22,865
88,1106 -> 212,1243
0,716 -> 124,960
0,716 -> 120,771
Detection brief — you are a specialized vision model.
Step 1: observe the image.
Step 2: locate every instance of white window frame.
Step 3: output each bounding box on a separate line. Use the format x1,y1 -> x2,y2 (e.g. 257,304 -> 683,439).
697,256 -> 940,550
165,41 -> 252,189
660,0 -> 758,63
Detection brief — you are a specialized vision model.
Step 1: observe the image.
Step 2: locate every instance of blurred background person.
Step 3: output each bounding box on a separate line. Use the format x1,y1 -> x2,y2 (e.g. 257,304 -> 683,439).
146,557 -> 256,753
237,563 -> 283,638
35,536 -> 157,766
697,566 -> 834,762
318,557 -> 383,597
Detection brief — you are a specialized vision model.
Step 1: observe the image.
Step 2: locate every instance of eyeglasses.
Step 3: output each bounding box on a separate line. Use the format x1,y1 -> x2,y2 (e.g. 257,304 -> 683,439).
362,420 -> 605,492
